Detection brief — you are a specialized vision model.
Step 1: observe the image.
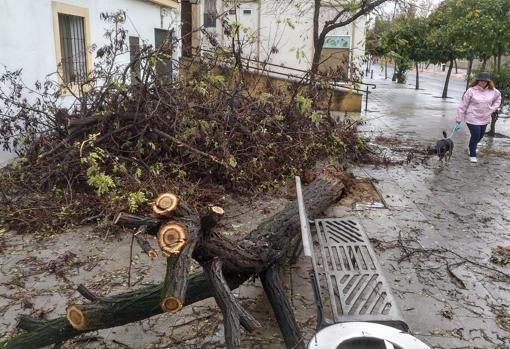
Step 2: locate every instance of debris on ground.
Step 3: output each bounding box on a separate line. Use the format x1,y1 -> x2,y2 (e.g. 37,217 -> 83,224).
490,246 -> 510,267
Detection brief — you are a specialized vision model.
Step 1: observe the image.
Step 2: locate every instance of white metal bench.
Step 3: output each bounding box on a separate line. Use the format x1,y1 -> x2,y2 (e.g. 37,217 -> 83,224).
295,176 -> 408,331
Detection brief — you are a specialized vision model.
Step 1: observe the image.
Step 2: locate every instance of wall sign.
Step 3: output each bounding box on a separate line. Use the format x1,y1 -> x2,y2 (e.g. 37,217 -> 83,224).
323,35 -> 351,49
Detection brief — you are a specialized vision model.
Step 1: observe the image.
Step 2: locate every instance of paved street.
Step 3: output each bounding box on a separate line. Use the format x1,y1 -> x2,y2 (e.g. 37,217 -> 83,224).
335,68 -> 510,348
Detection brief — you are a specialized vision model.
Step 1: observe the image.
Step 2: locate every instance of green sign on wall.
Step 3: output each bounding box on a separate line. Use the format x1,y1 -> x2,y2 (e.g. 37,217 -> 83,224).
323,35 -> 351,49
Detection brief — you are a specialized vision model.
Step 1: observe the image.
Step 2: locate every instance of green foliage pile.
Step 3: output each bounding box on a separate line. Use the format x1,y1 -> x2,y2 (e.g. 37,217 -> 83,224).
0,18 -> 366,235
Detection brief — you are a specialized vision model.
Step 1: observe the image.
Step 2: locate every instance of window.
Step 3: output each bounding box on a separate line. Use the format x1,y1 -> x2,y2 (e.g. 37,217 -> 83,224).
52,2 -> 91,89
243,9 -> 252,15
58,14 -> 87,84
204,0 -> 217,28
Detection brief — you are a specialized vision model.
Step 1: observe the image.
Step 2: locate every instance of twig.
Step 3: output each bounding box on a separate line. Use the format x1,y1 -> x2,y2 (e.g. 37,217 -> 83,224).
154,128 -> 227,167
128,233 -> 135,287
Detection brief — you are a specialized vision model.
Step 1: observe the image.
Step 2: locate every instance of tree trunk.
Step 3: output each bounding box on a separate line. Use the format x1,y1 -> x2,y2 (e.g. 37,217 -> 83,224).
415,61 -> 419,90
442,59 -> 454,99
481,58 -> 487,70
466,58 -> 473,91
310,0 -> 322,80
384,61 -> 388,79
488,111 -> 499,136
261,264 -> 305,349
454,59 -> 458,74
392,65 -> 397,81
2,173 -> 345,349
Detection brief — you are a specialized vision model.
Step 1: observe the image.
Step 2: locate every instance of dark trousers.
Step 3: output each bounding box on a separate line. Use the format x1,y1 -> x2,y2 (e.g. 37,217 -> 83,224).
466,123 -> 487,157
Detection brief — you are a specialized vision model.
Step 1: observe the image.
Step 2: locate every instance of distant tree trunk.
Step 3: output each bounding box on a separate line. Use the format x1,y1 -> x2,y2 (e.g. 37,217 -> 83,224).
385,61 -> 388,79
442,59 -> 454,98
415,61 -> 419,89
481,58 -> 487,70
488,110 -> 499,136
454,60 -> 458,74
392,64 -> 397,81
466,58 -> 473,91
497,52 -> 502,72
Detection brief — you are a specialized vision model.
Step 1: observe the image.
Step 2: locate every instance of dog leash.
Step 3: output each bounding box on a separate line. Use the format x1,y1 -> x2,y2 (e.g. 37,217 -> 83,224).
448,123 -> 461,138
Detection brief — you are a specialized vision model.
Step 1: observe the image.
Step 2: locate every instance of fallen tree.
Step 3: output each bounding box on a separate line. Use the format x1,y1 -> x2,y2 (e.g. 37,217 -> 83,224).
1,170 -> 345,349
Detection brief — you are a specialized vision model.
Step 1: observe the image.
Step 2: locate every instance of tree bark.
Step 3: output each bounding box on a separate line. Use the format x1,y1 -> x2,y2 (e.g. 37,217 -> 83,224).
135,233 -> 157,259
204,258 -> 262,348
415,61 -> 419,90
160,215 -> 201,313
488,111 -> 499,136
261,264 -> 305,349
442,59 -> 454,99
481,58 -> 487,70
466,58 -> 473,91
113,212 -> 162,234
311,0 -> 322,80
1,172 -> 345,349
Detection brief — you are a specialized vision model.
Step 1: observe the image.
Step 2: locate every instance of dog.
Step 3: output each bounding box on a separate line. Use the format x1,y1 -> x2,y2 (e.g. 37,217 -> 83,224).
435,131 -> 454,162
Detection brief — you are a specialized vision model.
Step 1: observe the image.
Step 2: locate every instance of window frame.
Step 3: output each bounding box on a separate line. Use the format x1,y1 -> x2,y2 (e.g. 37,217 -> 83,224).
52,1 -> 92,95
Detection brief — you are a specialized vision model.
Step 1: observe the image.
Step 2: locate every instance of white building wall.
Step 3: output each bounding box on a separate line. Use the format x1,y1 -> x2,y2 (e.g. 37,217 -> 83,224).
0,0 -> 180,87
196,1 -> 365,75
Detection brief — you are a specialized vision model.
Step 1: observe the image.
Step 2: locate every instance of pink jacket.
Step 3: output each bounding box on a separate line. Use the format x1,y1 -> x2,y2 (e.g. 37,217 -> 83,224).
456,85 -> 502,125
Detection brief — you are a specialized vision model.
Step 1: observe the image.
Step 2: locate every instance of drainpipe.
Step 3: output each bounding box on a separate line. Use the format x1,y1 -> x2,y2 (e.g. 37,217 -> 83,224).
257,0 -> 261,66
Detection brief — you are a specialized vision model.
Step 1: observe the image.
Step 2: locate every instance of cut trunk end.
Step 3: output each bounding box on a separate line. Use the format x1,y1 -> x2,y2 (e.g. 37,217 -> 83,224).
157,222 -> 188,256
160,297 -> 183,313
152,193 -> 179,217
66,305 -> 86,331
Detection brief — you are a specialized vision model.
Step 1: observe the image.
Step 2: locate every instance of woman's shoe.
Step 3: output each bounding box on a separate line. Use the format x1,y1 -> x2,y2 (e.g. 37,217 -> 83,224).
469,157 -> 478,163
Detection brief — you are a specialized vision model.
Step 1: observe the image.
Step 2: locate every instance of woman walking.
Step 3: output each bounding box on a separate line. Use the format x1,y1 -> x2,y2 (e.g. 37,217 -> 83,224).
456,72 -> 501,163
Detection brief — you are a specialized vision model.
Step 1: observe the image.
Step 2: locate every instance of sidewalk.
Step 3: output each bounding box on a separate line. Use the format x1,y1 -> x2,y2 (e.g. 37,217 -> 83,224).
343,70 -> 510,348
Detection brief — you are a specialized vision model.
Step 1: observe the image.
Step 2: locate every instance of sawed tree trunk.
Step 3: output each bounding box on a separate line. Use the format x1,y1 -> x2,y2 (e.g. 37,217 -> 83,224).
1,171 -> 345,349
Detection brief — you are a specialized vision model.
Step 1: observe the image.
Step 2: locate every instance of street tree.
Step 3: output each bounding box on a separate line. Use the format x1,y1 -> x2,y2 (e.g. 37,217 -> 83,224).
434,0 -> 510,89
426,1 -> 465,98
377,16 -> 429,86
310,0 -> 391,78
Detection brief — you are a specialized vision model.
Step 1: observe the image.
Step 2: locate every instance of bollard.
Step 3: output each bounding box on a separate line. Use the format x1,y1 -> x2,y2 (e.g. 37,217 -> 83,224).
370,70 -> 373,79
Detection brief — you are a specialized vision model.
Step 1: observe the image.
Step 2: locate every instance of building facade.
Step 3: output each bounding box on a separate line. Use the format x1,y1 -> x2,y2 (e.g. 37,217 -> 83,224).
0,0 -> 181,89
188,0 -> 366,79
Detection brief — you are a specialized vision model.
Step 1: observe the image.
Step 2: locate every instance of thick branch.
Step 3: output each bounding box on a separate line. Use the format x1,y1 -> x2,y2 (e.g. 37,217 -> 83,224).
204,258 -> 241,349
160,206 -> 224,313
261,264 -> 305,349
134,227 -> 157,260
320,0 -> 390,41
113,212 -> 162,234
2,172 -> 345,348
160,220 -> 198,313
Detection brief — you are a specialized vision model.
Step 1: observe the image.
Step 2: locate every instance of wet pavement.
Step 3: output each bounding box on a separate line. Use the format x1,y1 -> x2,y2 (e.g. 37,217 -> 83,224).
332,68 -> 510,348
